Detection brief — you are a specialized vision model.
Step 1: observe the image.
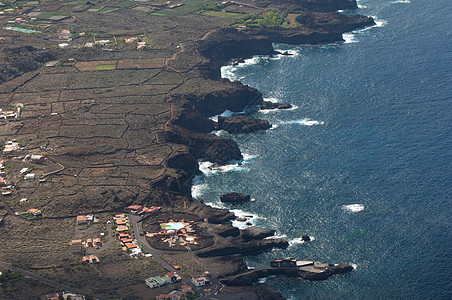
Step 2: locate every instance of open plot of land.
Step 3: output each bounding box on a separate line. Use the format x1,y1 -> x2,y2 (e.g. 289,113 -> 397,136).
152,0 -> 214,17
75,60 -> 117,71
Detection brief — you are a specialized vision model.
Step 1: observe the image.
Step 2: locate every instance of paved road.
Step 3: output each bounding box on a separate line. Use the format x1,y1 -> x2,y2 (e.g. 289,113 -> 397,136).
129,214 -> 223,299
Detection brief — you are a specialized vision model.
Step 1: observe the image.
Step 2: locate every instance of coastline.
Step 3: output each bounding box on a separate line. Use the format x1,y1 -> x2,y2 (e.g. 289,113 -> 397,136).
159,5 -> 378,297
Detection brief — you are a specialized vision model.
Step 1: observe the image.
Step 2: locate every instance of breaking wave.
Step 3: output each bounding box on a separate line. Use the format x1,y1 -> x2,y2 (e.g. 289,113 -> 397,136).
283,118 -> 325,126
342,204 -> 365,212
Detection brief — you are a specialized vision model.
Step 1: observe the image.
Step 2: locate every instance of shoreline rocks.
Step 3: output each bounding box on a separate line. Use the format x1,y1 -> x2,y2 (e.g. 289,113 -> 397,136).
261,101 -> 293,110
216,116 -> 272,134
220,192 -> 251,204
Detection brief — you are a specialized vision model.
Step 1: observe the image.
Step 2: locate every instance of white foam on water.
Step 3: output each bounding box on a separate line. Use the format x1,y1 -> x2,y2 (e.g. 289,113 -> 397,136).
287,235 -> 315,247
274,49 -> 299,56
392,0 -> 410,3
284,118 -> 325,126
343,33 -> 358,44
242,153 -> 258,161
342,204 -> 365,212
230,209 -> 262,229
263,97 -> 280,103
191,175 -> 209,200
288,238 -> 305,247
270,124 -> 279,130
260,104 -> 298,114
371,16 -> 388,28
220,65 -> 238,81
257,275 -> 276,283
198,161 -> 249,176
260,108 -> 279,114
211,130 -> 226,137
265,234 -> 287,240
209,109 -> 241,122
351,263 -> 358,269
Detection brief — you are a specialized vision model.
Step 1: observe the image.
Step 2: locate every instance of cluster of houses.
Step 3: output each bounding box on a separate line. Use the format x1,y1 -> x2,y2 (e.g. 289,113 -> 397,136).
145,272 -> 181,289
76,214 -> 97,225
113,214 -> 143,257
124,36 -> 148,49
0,104 -> 23,120
82,255 -> 100,264
45,292 -> 85,300
146,220 -> 198,248
3,141 -> 20,154
154,285 -> 193,300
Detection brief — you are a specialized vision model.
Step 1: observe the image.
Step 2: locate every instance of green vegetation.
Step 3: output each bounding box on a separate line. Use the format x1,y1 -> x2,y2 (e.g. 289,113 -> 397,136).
95,64 -> 116,70
232,9 -> 290,28
151,0 -> 217,17
99,6 -> 120,13
202,10 -> 245,18
200,1 -> 226,11
0,270 -> 23,285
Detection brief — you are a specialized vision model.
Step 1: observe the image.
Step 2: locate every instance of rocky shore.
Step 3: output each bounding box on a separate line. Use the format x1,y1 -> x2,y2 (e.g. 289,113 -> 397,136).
160,1 -> 373,296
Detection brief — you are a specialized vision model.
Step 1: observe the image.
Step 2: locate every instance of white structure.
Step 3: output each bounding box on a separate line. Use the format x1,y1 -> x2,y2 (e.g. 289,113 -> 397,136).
24,173 -> 35,180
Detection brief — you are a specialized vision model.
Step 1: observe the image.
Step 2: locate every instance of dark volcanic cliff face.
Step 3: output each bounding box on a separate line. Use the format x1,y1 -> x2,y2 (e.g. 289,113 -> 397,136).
197,28 -> 343,79
296,11 -> 376,32
255,0 -> 358,11
165,125 -> 242,164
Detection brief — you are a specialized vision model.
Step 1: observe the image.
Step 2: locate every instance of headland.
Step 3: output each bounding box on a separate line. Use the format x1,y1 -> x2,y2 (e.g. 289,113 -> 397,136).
0,0 -> 374,299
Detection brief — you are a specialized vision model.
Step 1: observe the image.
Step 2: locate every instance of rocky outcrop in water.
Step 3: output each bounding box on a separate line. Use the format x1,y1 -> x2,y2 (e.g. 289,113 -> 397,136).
220,192 -> 251,204
241,227 -> 276,241
261,101 -> 293,110
197,238 -> 289,257
220,262 -> 354,286
216,116 -> 272,134
164,126 -> 242,164
296,11 -> 376,32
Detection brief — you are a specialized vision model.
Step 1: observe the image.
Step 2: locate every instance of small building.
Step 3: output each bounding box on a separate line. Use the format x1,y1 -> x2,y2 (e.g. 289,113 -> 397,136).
3,141 -> 19,153
94,238 -> 102,247
192,276 -> 207,287
161,275 -> 172,284
166,272 -> 178,283
30,154 -> 45,164
45,293 -> 60,300
24,173 -> 35,181
130,247 -> 142,257
116,218 -> 127,225
117,225 -> 128,232
76,215 -> 89,225
127,205 -> 143,214
27,208 -> 41,216
86,239 -> 93,247
118,233 -> 130,239
89,255 -> 99,263
145,278 -> 158,288
125,242 -> 137,249
121,238 -> 133,244
71,239 -> 82,254
270,257 -> 298,268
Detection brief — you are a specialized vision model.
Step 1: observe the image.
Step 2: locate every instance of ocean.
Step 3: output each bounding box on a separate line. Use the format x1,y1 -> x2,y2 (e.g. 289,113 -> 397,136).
193,0 -> 452,299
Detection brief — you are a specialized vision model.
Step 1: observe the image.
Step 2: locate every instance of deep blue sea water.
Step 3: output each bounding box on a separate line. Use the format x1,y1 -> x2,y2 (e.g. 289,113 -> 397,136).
193,0 -> 452,299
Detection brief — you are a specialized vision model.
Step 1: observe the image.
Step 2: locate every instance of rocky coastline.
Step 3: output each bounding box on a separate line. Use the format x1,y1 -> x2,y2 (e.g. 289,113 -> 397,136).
154,2 -> 375,296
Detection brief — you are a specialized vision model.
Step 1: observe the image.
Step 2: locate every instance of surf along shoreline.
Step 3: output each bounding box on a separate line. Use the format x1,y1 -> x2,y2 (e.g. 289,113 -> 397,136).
160,2 -> 377,296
